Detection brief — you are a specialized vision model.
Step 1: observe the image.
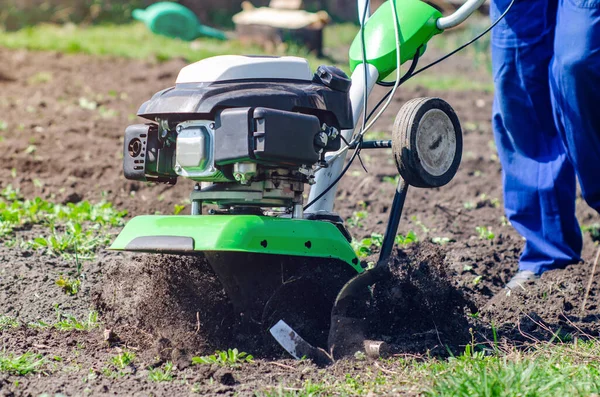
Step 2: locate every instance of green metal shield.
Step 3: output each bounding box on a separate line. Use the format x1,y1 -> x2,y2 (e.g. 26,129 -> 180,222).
349,0 -> 443,79
110,215 -> 363,273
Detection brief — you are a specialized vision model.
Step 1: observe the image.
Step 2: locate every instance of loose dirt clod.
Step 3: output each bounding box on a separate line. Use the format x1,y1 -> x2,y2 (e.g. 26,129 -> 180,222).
482,261 -> 600,343
369,243 -> 477,355
94,253 -> 239,362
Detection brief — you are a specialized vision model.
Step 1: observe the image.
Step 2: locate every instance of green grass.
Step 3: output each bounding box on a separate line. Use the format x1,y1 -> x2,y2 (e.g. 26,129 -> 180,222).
425,343 -> 600,396
0,22 -> 351,72
404,74 -> 494,93
0,351 -> 46,376
262,341 -> 600,396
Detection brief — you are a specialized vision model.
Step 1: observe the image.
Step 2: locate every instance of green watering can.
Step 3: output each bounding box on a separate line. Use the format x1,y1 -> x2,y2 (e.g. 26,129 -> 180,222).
132,2 -> 227,41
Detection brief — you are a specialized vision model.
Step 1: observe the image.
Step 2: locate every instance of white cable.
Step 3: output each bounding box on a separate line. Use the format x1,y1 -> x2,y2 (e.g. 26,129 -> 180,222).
357,0 -> 402,137
323,0 -> 402,166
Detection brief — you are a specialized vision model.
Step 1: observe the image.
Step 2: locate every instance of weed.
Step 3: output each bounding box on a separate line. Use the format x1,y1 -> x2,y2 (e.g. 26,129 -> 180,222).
27,222 -> 109,260
0,315 -> 19,330
0,192 -> 126,260
27,71 -> 52,84
582,223 -> 600,242
463,201 -> 476,210
0,351 -> 45,376
363,131 -> 388,141
265,380 -> 328,396
395,230 -> 418,246
411,216 -> 430,234
0,120 -> 7,131
55,275 -> 81,295
475,226 -> 495,240
431,236 -> 452,245
382,175 -> 400,185
78,97 -> 98,110
53,308 -> 99,332
111,351 -> 135,370
148,362 -> 174,382
174,204 -> 186,215
351,233 -> 383,258
347,210 -> 368,228
192,348 -> 254,367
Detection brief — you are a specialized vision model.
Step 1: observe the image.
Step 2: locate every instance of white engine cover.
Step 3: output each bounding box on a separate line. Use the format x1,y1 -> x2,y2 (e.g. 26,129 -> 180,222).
175,55 -> 313,84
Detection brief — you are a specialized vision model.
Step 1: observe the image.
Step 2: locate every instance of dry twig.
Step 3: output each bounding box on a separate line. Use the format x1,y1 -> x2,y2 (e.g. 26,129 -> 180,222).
581,246 -> 600,316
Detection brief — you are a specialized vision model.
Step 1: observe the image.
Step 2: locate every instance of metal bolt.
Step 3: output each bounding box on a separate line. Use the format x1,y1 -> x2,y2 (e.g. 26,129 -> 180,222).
327,126 -> 339,140
314,132 -> 328,148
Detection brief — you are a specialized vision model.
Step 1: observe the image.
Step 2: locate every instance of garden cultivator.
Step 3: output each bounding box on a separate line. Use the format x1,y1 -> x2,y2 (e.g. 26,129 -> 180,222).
111,0 -> 491,362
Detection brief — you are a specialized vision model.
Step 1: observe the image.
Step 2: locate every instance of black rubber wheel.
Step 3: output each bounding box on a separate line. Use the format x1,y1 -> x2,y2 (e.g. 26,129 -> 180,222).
392,97 -> 462,188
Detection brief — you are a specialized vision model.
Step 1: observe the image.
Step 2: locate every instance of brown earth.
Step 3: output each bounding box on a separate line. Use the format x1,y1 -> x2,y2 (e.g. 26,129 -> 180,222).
0,45 -> 599,396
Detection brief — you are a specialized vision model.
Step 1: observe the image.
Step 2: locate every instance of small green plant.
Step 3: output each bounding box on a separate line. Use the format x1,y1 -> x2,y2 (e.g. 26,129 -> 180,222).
55,275 -> 81,295
28,222 -> 110,260
582,223 -> 600,242
27,71 -> 53,84
395,230 -> 418,246
0,351 -> 46,376
475,226 -> 495,240
463,201 -> 476,210
0,120 -> 7,131
432,236 -> 452,245
111,351 -> 136,369
0,315 -> 19,330
174,204 -> 186,215
411,216 -> 430,234
351,233 -> 383,258
382,175 -> 400,185
347,210 -> 368,228
192,348 -> 254,367
53,308 -> 99,332
148,361 -> 174,382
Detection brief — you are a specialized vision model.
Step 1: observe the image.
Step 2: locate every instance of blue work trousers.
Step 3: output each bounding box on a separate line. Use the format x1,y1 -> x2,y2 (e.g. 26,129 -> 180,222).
491,0 -> 600,274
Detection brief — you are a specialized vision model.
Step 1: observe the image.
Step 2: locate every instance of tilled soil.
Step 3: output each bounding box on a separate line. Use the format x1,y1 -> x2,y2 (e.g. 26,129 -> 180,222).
1,46 -> 599,396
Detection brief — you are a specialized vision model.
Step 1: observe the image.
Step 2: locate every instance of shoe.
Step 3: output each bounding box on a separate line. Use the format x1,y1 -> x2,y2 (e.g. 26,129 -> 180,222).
505,270 -> 539,291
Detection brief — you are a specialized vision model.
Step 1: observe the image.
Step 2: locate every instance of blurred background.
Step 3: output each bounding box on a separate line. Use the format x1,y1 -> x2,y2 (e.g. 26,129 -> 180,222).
1,0 -> 385,30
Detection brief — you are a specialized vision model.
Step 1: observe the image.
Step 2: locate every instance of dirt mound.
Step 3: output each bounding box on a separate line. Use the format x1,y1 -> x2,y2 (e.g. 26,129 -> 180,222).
481,255 -> 600,343
94,253 -> 239,365
369,243 -> 477,355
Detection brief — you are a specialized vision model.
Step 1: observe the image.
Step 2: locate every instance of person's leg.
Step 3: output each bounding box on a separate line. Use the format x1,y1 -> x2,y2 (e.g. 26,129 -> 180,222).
551,0 -> 600,214
491,0 -> 582,276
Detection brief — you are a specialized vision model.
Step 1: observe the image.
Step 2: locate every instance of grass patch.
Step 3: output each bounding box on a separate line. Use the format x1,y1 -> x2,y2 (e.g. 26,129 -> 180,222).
262,341 -> 600,396
0,23 -> 351,72
425,342 -> 600,396
404,74 -> 494,93
0,351 -> 45,376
